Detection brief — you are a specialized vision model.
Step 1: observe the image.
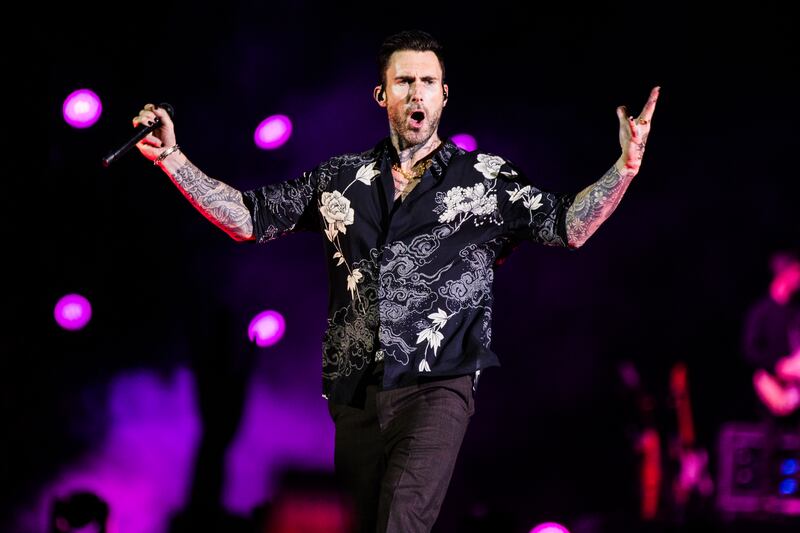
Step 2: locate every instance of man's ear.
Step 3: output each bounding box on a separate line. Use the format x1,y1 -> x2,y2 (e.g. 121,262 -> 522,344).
442,83 -> 449,107
374,85 -> 387,107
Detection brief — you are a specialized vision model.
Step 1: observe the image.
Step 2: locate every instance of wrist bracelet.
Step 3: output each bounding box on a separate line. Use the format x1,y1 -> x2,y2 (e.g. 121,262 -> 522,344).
154,144 -> 181,165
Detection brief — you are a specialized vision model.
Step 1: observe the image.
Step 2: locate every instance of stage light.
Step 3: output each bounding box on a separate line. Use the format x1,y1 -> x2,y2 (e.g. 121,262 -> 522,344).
254,114 -> 292,150
248,310 -> 286,347
530,522 -> 570,533
451,133 -> 477,152
780,478 -> 798,495
63,89 -> 102,128
782,458 -> 799,476
54,293 -> 92,331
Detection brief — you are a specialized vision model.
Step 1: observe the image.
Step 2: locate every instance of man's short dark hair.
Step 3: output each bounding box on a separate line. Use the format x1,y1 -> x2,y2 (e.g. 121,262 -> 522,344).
377,30 -> 445,88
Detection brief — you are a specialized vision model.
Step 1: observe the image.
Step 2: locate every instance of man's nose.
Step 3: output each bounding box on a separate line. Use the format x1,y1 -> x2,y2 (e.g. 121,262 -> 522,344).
410,82 -> 423,101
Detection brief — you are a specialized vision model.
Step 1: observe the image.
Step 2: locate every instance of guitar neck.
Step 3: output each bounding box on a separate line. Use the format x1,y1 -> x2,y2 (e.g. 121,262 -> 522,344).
671,362 -> 696,448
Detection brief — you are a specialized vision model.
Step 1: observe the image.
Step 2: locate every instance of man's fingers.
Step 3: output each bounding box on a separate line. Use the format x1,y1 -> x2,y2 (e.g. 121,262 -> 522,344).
152,106 -> 174,128
133,111 -> 157,127
627,116 -> 640,140
639,86 -> 660,122
616,106 -> 629,129
132,103 -> 176,150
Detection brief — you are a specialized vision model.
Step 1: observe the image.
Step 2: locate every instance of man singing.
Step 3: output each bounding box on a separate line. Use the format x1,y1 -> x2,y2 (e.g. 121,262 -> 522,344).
134,29 -> 659,533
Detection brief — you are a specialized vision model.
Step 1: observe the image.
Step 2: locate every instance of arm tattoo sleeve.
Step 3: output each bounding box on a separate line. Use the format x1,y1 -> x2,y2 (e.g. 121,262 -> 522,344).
565,164 -> 635,248
170,162 -> 254,241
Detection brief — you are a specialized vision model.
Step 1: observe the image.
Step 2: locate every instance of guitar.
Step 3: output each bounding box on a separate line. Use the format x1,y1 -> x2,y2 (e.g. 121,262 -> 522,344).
669,361 -> 714,509
753,348 -> 800,416
617,360 -> 662,520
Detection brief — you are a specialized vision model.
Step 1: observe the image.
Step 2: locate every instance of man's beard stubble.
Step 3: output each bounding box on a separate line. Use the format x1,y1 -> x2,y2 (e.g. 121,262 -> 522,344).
389,106 -> 441,151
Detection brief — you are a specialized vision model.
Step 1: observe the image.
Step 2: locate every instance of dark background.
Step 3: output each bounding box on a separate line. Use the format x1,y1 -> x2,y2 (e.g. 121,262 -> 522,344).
4,3 -> 799,532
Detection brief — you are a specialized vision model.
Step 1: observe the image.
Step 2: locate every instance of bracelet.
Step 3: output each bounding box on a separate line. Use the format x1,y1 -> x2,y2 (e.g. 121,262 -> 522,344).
154,144 -> 181,165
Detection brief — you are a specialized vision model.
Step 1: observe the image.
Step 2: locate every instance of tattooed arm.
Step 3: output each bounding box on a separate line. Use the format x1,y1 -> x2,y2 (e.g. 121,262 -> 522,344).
133,104 -> 254,241
565,87 -> 660,249
565,160 -> 634,248
158,153 -> 254,241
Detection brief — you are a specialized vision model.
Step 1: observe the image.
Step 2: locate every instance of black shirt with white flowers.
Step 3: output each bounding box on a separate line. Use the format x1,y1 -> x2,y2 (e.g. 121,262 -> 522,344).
242,138 -> 575,406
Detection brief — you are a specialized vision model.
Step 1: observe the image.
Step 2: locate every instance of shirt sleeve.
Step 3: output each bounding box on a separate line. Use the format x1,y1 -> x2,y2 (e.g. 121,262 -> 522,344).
241,168 -> 322,243
496,159 -> 575,248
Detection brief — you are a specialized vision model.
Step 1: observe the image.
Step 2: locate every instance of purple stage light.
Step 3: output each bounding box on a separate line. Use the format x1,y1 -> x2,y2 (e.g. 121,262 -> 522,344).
451,133 -> 477,152
54,293 -> 92,331
248,310 -> 286,347
63,89 -> 102,128
530,522 -> 570,533
223,381 -> 335,513
254,114 -> 292,150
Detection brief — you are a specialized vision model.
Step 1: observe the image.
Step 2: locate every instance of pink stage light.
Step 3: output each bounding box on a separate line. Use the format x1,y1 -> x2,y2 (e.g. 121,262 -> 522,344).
248,310 -> 286,347
451,133 -> 477,152
54,293 -> 92,331
254,114 -> 292,150
530,522 -> 570,533
63,89 -> 102,128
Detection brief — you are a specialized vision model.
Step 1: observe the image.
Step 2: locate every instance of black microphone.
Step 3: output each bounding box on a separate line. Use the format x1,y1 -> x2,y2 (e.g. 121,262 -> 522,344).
102,102 -> 175,167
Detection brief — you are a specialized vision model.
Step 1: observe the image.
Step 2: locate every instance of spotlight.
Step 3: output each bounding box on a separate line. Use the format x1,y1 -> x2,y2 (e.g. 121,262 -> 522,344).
54,293 -> 92,331
248,310 -> 286,347
255,114 -> 292,150
63,89 -> 102,128
530,522 -> 570,533
451,133 -> 477,152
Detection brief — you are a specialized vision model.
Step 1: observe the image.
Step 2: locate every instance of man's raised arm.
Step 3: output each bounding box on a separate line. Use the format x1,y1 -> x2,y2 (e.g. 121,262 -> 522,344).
566,86 -> 659,248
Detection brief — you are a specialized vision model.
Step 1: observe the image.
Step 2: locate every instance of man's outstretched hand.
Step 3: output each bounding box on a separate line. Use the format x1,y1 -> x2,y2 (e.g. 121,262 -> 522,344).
617,86 -> 660,172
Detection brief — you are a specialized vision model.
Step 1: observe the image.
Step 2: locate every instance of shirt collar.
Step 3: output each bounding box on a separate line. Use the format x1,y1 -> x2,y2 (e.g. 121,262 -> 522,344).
375,137 -> 461,181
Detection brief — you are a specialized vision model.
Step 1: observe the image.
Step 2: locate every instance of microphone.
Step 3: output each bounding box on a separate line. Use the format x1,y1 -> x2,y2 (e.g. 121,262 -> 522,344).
102,102 -> 175,167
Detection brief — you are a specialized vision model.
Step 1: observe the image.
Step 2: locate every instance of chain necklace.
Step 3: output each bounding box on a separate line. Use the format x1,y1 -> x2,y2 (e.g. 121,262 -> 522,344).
390,141 -> 442,199
391,160 -> 432,181
392,158 -> 434,196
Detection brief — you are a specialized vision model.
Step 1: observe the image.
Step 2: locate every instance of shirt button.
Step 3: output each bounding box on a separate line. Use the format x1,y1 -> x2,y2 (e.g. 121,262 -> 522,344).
375,349 -> 384,361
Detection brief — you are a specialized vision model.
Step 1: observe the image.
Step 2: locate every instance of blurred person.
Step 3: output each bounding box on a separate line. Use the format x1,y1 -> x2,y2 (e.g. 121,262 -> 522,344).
740,249 -> 800,509
743,250 -> 800,417
49,491 -> 108,533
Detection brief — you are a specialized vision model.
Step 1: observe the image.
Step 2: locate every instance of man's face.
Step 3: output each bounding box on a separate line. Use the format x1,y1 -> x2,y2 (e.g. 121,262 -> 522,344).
378,50 -> 447,148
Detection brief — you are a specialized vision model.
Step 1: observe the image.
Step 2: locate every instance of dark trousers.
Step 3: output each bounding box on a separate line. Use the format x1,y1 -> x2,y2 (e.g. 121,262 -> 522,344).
328,370 -> 475,533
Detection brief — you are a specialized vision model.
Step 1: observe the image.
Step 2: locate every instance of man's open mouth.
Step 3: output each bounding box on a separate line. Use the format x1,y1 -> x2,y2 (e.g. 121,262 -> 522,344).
409,111 -> 425,127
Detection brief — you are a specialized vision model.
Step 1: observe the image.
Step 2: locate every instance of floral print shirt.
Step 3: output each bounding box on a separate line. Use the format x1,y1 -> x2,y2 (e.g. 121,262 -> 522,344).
242,138 -> 574,405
